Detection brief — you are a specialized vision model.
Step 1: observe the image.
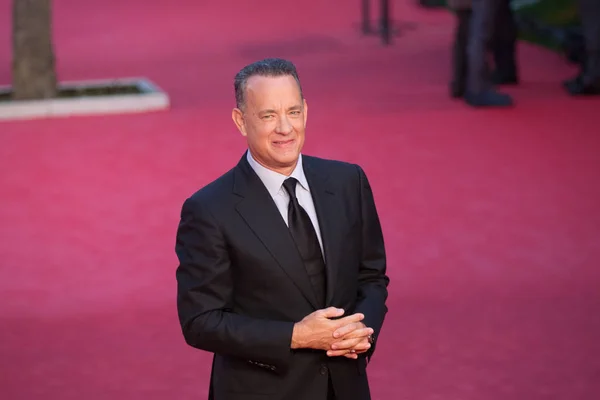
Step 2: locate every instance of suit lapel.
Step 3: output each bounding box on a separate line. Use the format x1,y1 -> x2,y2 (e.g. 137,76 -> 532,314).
233,155 -> 320,309
303,157 -> 340,306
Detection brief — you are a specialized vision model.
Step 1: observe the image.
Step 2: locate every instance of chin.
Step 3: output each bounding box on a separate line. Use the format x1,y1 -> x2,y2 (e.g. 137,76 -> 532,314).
271,146 -> 300,162
275,153 -> 299,166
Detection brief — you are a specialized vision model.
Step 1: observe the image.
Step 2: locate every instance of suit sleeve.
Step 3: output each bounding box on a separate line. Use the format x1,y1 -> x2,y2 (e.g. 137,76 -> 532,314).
175,196 -> 294,372
354,165 -> 389,360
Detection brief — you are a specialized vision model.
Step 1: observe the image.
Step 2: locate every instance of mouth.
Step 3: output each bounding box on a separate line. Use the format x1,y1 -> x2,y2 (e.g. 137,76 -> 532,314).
272,139 -> 295,147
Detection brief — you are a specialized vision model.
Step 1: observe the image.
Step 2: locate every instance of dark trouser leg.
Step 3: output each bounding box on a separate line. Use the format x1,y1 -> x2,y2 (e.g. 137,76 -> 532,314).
579,0 -> 600,86
565,0 -> 600,94
450,9 -> 472,98
466,0 -> 497,94
492,0 -> 518,84
465,0 -> 513,106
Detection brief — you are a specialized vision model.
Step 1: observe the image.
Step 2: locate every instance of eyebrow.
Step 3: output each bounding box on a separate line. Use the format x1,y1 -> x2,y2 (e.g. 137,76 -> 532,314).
257,105 -> 303,116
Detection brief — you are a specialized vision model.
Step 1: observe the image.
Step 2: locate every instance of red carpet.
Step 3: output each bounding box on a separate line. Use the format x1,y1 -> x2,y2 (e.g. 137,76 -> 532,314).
1,1 -> 599,399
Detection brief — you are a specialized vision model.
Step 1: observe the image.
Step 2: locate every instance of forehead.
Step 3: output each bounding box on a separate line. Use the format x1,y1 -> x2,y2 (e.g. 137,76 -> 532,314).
244,75 -> 302,107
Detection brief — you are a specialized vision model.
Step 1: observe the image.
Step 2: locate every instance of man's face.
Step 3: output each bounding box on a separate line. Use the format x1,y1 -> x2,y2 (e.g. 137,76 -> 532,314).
232,75 -> 307,175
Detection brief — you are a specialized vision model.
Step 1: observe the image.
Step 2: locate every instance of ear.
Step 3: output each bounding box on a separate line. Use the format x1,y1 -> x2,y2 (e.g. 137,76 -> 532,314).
232,108 -> 247,136
303,99 -> 308,126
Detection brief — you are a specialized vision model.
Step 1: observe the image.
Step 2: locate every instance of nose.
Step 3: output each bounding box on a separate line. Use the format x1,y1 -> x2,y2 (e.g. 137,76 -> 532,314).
275,114 -> 293,134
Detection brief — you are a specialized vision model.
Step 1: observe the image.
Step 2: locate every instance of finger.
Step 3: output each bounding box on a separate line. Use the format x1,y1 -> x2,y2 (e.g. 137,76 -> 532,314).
332,322 -> 362,338
334,325 -> 373,339
329,345 -> 370,358
332,337 -> 372,351
342,327 -> 373,340
333,313 -> 364,327
318,307 -> 345,319
327,342 -> 371,357
331,337 -> 365,350
350,341 -> 372,352
327,349 -> 356,357
327,349 -> 362,359
341,328 -> 374,341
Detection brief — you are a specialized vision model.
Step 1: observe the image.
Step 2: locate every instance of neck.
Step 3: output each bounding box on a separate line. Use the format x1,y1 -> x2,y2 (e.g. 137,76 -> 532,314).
249,151 -> 299,176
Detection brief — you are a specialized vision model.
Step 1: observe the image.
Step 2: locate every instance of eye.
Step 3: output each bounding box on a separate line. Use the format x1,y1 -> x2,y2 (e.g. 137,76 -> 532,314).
290,111 -> 301,115
262,115 -> 274,120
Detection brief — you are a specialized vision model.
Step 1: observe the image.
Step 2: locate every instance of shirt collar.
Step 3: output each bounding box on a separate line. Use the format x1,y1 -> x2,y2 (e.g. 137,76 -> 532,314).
246,151 -> 310,198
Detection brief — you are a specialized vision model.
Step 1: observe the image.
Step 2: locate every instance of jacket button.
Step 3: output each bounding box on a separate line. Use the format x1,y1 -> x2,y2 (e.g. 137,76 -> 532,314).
319,365 -> 328,375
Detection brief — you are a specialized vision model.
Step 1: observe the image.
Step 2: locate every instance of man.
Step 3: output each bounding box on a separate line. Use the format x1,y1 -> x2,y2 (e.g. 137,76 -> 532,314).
564,0 -> 600,95
464,0 -> 514,107
175,58 -> 389,400
448,0 -> 518,101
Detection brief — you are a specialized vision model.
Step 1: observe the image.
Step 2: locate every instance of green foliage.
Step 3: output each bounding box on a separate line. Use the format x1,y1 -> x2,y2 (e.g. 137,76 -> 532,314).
512,0 -> 579,26
440,0 -> 582,50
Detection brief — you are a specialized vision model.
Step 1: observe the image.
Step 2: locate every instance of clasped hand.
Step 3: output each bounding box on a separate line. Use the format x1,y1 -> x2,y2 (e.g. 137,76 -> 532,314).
291,307 -> 373,360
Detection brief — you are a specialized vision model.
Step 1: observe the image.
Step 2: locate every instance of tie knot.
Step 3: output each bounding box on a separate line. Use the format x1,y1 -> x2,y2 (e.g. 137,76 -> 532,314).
282,177 -> 298,199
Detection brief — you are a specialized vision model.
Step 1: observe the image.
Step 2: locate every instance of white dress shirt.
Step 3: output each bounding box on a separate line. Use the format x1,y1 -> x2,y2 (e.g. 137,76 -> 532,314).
246,151 -> 324,253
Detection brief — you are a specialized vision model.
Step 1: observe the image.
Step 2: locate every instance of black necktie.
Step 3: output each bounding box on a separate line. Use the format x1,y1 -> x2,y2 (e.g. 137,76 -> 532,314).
282,178 -> 327,307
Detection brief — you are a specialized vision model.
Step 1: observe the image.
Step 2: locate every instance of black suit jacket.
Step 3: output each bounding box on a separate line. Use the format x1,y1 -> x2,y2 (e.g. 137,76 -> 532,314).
176,153 -> 389,400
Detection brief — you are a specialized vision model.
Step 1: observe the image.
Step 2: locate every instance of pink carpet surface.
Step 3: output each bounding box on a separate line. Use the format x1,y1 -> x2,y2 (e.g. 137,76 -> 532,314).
1,0 -> 599,399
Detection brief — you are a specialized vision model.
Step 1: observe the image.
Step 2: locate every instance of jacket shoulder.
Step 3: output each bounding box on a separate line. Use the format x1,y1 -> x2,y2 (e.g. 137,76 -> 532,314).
304,155 -> 359,174
303,155 -> 364,182
186,167 -> 236,206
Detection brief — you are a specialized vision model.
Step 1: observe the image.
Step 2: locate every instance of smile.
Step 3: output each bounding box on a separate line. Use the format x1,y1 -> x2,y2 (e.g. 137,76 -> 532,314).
273,139 -> 295,146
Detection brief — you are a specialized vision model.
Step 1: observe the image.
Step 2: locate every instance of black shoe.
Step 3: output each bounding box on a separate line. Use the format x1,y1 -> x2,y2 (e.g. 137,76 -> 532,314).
565,51 -> 600,95
563,74 -> 600,96
465,90 -> 514,107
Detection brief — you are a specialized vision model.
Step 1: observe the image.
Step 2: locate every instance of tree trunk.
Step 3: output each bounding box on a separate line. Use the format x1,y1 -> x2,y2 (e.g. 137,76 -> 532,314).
12,0 -> 57,100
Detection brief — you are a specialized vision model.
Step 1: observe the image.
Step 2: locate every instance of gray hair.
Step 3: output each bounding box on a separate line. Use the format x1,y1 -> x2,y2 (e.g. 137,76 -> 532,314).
234,58 -> 303,110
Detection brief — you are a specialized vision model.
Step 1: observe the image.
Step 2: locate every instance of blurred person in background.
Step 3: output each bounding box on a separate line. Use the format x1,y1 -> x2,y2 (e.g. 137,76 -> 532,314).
448,0 -> 518,106
564,0 -> 600,95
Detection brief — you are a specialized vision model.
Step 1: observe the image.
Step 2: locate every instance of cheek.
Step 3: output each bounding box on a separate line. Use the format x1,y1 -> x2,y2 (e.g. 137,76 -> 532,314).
292,120 -> 305,133
247,125 -> 271,142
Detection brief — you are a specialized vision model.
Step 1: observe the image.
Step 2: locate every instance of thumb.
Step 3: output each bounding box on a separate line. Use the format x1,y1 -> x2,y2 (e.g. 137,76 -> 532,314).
320,307 -> 345,319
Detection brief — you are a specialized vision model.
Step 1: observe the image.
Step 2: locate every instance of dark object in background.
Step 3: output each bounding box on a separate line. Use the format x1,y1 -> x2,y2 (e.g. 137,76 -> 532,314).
464,0 -> 514,107
563,27 -> 586,64
491,0 -> 519,84
515,15 -> 584,66
419,0 -> 447,7
446,0 -> 517,105
450,9 -> 472,98
426,0 -> 586,66
361,0 -> 372,34
563,0 -> 600,95
360,0 -> 396,45
509,0 -> 584,66
380,0 -> 392,44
